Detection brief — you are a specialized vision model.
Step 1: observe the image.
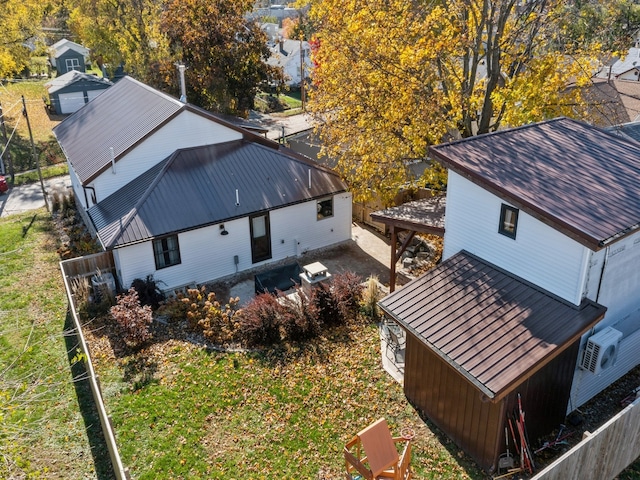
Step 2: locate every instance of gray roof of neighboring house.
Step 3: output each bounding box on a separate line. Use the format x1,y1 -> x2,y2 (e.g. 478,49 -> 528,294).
379,251 -> 606,401
45,71 -> 112,94
429,117 -> 640,250
88,140 -> 348,248
608,120 -> 640,142
53,76 -> 279,186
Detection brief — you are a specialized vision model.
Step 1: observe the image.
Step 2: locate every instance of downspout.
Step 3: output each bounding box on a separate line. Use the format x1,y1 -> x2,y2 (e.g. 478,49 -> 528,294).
83,185 -> 97,207
595,246 -> 610,304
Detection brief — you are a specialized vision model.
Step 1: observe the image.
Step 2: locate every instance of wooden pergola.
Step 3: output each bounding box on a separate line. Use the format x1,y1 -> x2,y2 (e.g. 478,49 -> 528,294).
370,195 -> 446,292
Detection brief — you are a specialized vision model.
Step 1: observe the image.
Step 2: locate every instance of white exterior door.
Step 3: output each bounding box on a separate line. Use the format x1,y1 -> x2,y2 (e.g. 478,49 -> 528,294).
59,92 -> 86,114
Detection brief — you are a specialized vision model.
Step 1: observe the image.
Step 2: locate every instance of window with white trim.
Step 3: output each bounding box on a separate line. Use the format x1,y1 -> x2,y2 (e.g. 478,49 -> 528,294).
65,58 -> 81,71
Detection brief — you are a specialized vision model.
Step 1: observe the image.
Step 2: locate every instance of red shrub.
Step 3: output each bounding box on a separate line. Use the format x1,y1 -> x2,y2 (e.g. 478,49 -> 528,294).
110,288 -> 153,348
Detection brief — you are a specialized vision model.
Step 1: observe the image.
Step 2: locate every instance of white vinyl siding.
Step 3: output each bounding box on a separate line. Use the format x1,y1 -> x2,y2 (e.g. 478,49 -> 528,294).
91,110 -> 243,203
114,192 -> 352,293
443,171 -> 587,305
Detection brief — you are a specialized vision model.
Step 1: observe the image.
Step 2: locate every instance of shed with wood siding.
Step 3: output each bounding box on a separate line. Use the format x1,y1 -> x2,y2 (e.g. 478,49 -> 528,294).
379,251 -> 606,472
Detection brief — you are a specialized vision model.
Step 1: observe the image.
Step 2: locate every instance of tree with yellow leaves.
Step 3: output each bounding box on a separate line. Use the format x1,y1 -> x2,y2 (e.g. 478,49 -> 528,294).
306,0 -> 599,202
0,0 -> 45,78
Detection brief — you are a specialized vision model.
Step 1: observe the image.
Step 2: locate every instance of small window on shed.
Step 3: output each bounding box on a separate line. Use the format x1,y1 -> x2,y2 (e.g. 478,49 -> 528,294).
499,204 -> 519,239
65,58 -> 80,71
317,197 -> 333,220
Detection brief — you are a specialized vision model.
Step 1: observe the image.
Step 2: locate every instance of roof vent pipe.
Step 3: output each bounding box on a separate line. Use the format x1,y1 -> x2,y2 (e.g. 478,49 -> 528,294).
176,63 -> 187,103
308,169 -> 311,189
235,189 -> 240,206
110,147 -> 116,174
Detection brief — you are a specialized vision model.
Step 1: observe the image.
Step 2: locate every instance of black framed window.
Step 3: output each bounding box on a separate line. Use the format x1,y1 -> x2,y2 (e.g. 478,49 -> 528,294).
317,197 -> 333,220
153,235 -> 181,269
499,204 -> 519,239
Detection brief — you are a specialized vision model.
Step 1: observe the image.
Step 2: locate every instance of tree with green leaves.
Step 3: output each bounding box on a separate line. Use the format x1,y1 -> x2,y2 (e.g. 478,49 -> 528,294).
160,0 -> 284,115
560,0 -> 640,53
306,0 -> 600,203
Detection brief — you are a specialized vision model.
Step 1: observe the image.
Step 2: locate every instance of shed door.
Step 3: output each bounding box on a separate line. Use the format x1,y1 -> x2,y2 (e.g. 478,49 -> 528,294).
250,213 -> 272,263
59,92 -> 86,114
87,89 -> 105,102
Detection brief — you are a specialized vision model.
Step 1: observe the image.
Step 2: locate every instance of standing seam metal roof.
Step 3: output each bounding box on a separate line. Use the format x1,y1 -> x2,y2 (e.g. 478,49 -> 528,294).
52,76 -> 184,185
429,117 -> 640,250
87,140 -> 347,248
378,251 -> 606,401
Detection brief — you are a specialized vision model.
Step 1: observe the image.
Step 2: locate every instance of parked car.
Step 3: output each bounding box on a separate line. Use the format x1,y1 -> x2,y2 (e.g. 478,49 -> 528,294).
0,175 -> 8,194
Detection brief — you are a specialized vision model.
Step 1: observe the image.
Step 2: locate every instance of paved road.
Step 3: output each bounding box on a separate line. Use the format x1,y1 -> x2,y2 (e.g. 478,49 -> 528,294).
248,111 -> 313,140
0,175 -> 72,218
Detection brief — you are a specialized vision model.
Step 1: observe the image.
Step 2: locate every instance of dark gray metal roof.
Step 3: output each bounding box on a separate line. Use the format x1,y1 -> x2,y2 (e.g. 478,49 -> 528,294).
53,76 -> 184,185
46,71 -> 112,94
379,251 -> 606,401
429,117 -> 640,250
370,195 -> 446,234
53,76 -> 274,186
88,140 -> 347,248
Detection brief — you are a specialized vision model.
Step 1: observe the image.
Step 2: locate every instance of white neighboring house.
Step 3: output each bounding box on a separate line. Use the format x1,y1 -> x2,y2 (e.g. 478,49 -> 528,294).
53,76 -> 352,292
597,46 -> 640,81
268,38 -> 313,87
428,117 -> 640,411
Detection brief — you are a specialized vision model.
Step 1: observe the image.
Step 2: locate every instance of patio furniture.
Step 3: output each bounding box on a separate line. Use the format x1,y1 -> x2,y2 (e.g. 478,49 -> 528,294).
344,418 -> 412,480
382,321 -> 406,363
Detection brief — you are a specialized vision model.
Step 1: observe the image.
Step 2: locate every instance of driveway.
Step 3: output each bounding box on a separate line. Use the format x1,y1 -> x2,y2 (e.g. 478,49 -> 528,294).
0,175 -> 72,218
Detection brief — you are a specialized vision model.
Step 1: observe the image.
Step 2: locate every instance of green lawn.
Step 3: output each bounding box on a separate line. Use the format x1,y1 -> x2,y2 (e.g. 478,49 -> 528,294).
86,314 -> 486,479
0,210 -> 109,478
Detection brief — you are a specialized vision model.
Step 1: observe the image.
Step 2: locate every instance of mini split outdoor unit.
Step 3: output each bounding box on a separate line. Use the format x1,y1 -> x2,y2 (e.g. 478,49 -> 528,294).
579,326 -> 623,375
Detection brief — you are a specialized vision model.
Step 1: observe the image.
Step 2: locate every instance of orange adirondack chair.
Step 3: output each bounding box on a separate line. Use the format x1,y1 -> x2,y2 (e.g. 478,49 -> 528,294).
344,418 -> 412,480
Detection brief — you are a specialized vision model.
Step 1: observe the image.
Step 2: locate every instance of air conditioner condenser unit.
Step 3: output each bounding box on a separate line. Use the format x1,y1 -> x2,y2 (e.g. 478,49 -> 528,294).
580,327 -> 623,375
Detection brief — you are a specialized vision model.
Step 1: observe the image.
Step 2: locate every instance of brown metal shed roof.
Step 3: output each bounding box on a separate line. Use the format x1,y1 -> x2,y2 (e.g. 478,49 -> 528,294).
88,140 -> 347,248
53,76 -> 277,185
378,251 -> 606,402
429,117 -> 640,250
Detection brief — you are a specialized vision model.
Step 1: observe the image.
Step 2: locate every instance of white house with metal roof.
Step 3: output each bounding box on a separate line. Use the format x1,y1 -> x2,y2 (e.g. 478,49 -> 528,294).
428,118 -> 640,410
378,118 -> 640,471
53,76 -> 352,292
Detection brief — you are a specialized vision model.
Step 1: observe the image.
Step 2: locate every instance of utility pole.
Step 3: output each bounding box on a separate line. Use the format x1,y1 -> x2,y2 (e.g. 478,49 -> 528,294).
300,38 -> 305,111
0,102 -> 14,181
22,96 -> 49,212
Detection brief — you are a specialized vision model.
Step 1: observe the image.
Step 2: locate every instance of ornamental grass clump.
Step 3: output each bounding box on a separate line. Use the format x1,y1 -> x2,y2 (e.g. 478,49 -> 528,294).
110,288 -> 153,348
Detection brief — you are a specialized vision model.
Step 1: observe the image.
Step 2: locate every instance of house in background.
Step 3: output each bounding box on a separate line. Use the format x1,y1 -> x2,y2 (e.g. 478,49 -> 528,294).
49,38 -> 90,75
53,76 -> 351,293
45,71 -> 112,115
379,117 -> 640,472
267,38 -> 313,87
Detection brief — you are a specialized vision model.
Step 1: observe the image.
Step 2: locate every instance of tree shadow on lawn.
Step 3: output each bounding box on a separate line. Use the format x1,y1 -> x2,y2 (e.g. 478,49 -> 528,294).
64,311 -> 116,480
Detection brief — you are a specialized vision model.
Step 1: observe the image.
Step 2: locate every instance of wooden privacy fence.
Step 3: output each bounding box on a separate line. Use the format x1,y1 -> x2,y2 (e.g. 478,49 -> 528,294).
61,250 -> 115,278
60,253 -> 130,479
531,396 -> 640,480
